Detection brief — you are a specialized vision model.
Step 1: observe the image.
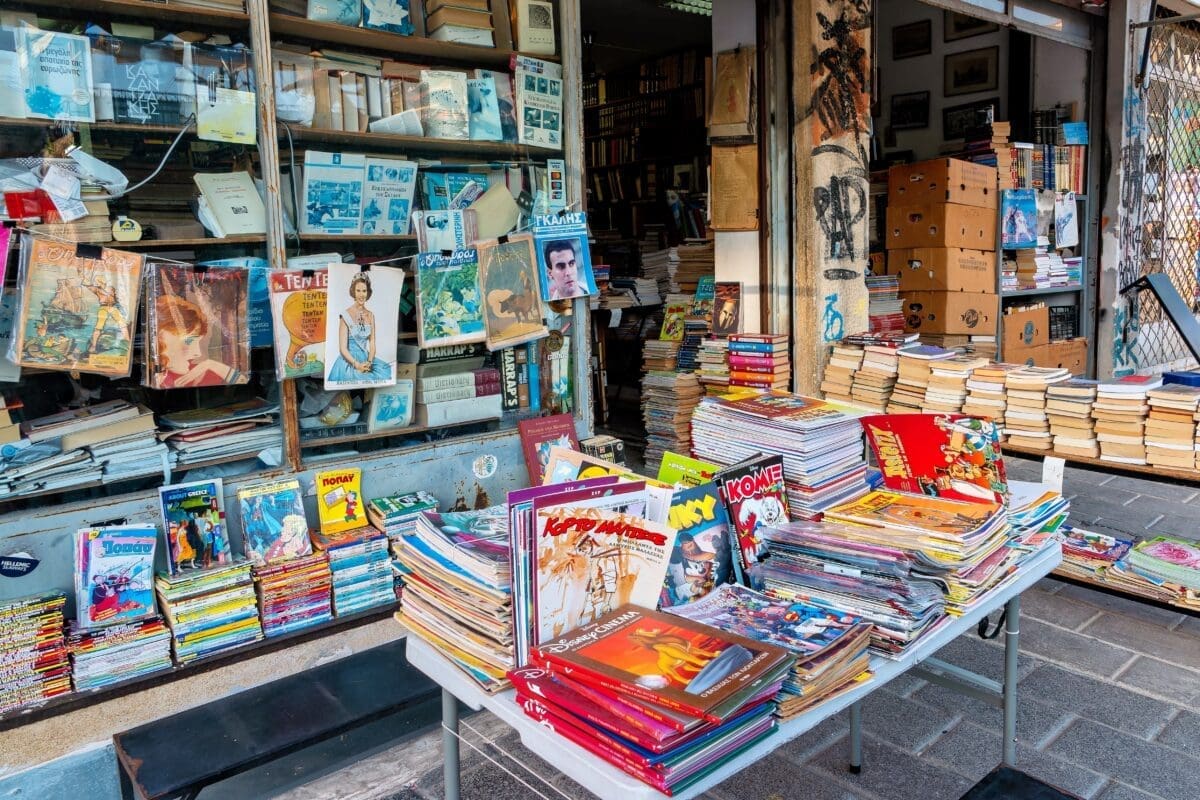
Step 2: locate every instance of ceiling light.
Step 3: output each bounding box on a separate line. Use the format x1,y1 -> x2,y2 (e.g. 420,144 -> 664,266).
660,1 -> 712,15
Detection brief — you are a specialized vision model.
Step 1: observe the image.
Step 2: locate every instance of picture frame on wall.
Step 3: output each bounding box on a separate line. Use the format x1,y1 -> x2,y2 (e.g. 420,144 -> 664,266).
892,20 -> 932,60
890,91 -> 930,130
942,97 -> 1000,140
944,11 -> 1000,42
944,47 -> 999,97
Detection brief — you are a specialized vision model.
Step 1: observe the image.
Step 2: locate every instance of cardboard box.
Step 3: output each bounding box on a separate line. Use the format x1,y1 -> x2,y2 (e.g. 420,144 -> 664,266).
885,203 -> 996,250
888,158 -> 999,209
1045,337 -> 1088,375
1002,305 -> 1050,353
903,291 -> 997,336
1005,342 -> 1049,368
888,248 -> 995,293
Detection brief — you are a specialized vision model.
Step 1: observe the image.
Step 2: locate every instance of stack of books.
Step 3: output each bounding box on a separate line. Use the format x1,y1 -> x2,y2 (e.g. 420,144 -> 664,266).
865,274 -> 904,332
415,365 -> 503,428
393,506 -> 512,692
641,371 -> 703,476
1004,366 -> 1071,449
0,592 -> 70,714
675,294 -> 713,374
158,399 -> 282,472
1056,527 -> 1132,584
923,355 -> 989,414
579,434 -> 627,465
639,225 -> 672,298
517,605 -> 792,794
67,618 -> 174,691
888,345 -> 955,413
727,334 -> 790,390
1007,482 -> 1070,544
154,562 -> 262,664
311,525 -> 395,616
696,338 -> 731,395
1144,384 -> 1200,469
846,334 -> 916,411
819,342 -> 864,405
1094,376 -> 1162,465
670,240 -> 715,294
252,552 -> 334,638
991,121 -> 1015,188
368,490 -> 439,544
1046,379 -> 1100,458
962,362 -> 1019,428
425,0 -> 496,47
1127,536 -> 1200,592
642,339 -> 680,372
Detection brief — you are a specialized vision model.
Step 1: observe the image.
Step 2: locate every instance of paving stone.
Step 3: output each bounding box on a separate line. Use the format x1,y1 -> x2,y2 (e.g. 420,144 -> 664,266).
925,630 -> 1040,684
1155,710 -> 1200,752
379,789 -> 429,800
810,735 -> 973,800
1019,587 -> 1102,630
1057,584 -> 1188,629
1115,656 -> 1200,706
857,689 -> 961,753
1175,614 -> 1200,639
1046,718 -> 1200,800
1014,618 -> 1135,678
1096,474 -> 1198,503
418,746 -> 590,800
1059,490 -> 1140,526
1019,664 -> 1175,738
1035,577 -> 1066,594
1143,513 -> 1200,541
1095,783 -> 1164,800
1081,612 -> 1200,665
909,683 -> 1073,747
1090,504 -> 1170,533
774,711 -> 851,764
922,719 -> 1108,799
711,754 -> 875,800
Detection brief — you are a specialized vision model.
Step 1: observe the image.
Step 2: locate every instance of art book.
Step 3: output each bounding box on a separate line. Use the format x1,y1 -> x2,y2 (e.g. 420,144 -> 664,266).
661,482 -> 734,608
367,381 -> 414,432
861,414 -> 1007,504
518,412 -> 579,484
362,157 -> 418,236
323,263 -> 404,390
269,268 -> 329,379
315,467 -> 368,535
477,234 -> 549,351
514,55 -> 563,149
237,479 -> 312,567
533,212 -> 596,301
15,238 -> 143,378
532,604 -> 793,723
467,75 -> 503,142
75,525 -> 157,629
301,151 -> 365,235
362,0 -> 413,34
1000,188 -> 1037,249
17,29 -> 95,122
158,479 -> 229,577
711,282 -> 743,336
657,452 -> 719,489
715,454 -> 789,578
415,249 -> 486,348
146,264 -> 251,390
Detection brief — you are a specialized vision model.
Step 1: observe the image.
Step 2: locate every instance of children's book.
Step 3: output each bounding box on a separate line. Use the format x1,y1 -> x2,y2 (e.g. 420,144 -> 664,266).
146,264 -> 251,390
18,29 -> 95,122
661,482 -> 734,607
692,276 -> 715,318
413,209 -> 477,251
301,151 -> 365,235
660,302 -> 687,342
467,75 -> 503,142
367,381 -> 415,432
415,249 -> 486,348
477,233 -> 549,351
237,479 -> 312,566
158,479 -> 229,576
323,263 -> 404,390
1000,188 -> 1037,249
714,454 -> 789,577
532,211 -> 596,301
361,0 -> 412,34
315,467 -> 368,535
517,412 -> 579,484
657,452 -> 719,488
75,525 -> 157,628
421,69 -> 469,140
824,490 -> 1002,539
711,282 -> 742,336
860,414 -> 1007,504
268,268 -> 329,379
362,157 -> 418,236
15,238 -> 143,378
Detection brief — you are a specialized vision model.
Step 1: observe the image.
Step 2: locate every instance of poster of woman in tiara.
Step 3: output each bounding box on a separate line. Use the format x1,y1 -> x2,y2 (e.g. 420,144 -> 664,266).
323,262 -> 403,390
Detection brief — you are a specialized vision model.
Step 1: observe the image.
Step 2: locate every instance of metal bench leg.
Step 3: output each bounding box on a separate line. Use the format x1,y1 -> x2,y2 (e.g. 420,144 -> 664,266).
1003,596 -> 1021,767
848,699 -> 863,774
443,689 -> 461,800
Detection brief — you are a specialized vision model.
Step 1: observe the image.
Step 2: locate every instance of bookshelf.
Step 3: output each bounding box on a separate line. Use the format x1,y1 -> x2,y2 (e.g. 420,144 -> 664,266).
282,125 -> 555,157
48,0 -> 251,28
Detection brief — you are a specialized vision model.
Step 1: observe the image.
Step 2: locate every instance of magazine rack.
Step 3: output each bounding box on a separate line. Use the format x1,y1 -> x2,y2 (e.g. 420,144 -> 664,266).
408,543 -> 1062,800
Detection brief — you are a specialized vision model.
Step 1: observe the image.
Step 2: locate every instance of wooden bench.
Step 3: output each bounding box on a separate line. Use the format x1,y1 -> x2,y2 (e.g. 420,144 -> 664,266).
114,638 -> 438,800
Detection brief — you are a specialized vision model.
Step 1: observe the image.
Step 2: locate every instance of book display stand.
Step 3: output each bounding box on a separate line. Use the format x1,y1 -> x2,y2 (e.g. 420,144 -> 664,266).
411,544 -> 1062,800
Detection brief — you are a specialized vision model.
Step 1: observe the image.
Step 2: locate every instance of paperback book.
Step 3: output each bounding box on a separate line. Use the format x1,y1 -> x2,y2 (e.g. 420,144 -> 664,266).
533,211 -> 596,301
158,479 -> 229,576
413,209 -> 477,251
315,467 -> 368,535
237,479 -> 313,567
17,29 -> 95,122
860,414 -> 1007,503
657,452 -> 719,488
1001,189 -> 1037,249
467,75 -> 503,142
361,0 -> 413,34
421,69 -> 469,140
269,268 -> 329,380
323,263 -> 404,390
661,482 -> 735,607
75,526 -> 157,629
415,249 -> 486,348
146,264 -> 251,390
514,55 -> 563,149
715,454 -> 790,578
517,412 -> 579,484
711,282 -> 743,337
366,382 -> 415,432
362,157 -> 418,236
301,151 -> 365,235
477,234 -> 549,350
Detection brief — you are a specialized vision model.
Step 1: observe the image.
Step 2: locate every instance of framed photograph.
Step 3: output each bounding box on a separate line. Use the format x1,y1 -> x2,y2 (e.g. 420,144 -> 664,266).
944,11 -> 999,42
892,20 -> 932,60
890,91 -> 930,130
944,47 -> 999,97
942,97 -> 1000,140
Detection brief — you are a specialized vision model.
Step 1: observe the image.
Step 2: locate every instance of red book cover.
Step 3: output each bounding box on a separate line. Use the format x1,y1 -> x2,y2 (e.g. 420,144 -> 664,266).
518,412 -> 580,485
715,454 -> 789,575
860,413 -> 1008,504
548,664 -> 698,733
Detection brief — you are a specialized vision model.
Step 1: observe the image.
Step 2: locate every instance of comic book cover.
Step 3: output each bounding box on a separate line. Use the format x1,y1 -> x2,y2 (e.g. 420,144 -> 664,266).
824,490 -> 1002,538
146,263 -> 250,389
268,268 -> 329,379
414,248 -> 486,348
715,454 -> 789,577
659,302 -> 687,341
517,412 -> 579,485
158,479 -> 229,576
314,467 -> 367,535
323,263 -> 404,390
532,212 -> 596,302
236,479 -> 312,567
476,233 -> 549,351
657,452 -> 719,488
860,414 -> 1007,504
691,276 -> 715,318
661,482 -> 734,608
718,392 -> 851,426
1000,188 -> 1037,249
74,526 -> 157,629
15,239 -> 143,377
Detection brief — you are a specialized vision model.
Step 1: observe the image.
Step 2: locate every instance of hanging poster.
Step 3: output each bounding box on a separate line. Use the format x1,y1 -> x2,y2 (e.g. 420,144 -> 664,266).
476,233 -> 549,351
269,268 -> 329,379
146,264 -> 251,389
323,263 -> 404,390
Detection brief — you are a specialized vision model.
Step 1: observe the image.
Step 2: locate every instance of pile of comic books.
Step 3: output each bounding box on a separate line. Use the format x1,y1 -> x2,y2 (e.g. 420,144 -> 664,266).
641,370 -> 703,476
690,392 -> 870,519
154,562 -> 262,663
368,491 -> 439,544
66,617 -> 174,691
392,506 -> 514,692
253,552 -> 333,637
1055,527 -> 1132,584
514,605 -> 793,795
311,525 -> 394,616
0,592 -> 71,713
1007,481 -> 1071,550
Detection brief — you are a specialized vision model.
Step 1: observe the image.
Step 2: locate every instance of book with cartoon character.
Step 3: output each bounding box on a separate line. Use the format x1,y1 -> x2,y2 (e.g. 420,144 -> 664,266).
714,454 -> 789,578
660,482 -> 734,608
314,467 -> 368,535
236,479 -> 312,566
75,525 -> 157,629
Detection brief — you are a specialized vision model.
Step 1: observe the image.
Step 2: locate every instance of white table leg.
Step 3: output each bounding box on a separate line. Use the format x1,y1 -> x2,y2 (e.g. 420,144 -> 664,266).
848,699 -> 863,774
443,689 -> 461,800
1003,596 -> 1020,766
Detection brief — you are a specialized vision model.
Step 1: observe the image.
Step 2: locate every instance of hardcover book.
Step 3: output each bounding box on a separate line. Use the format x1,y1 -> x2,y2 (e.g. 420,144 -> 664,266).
237,479 -> 312,567
517,412 -> 579,484
715,454 -> 789,578
366,381 -> 415,432
661,482 -> 735,608
315,467 -> 368,535
415,249 -> 487,348
146,264 -> 251,390
301,151 -> 365,235
323,263 -> 404,390
75,526 -> 157,629
18,29 -> 95,122
158,479 -> 229,576
361,157 -> 418,235
268,268 -> 329,379
477,233 -> 549,351
467,74 -> 503,142
361,0 -> 413,34
533,211 -> 596,301
15,239 -> 143,378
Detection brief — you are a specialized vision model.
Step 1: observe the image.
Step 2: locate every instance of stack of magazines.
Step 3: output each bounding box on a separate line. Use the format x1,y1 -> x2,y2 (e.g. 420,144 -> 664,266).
158,399 -> 281,472
253,552 -> 333,637
0,592 -> 70,713
1056,527 -> 1132,584
367,490 -> 439,544
310,525 -> 394,616
67,618 -> 174,691
154,562 -> 262,663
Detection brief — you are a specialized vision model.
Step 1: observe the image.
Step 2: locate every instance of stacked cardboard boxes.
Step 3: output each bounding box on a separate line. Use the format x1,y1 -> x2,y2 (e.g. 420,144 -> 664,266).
1002,302 -> 1087,371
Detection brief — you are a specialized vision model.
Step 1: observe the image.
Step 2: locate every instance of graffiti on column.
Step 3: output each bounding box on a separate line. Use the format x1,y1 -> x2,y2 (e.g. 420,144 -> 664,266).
813,143 -> 867,261
1114,78 -> 1147,376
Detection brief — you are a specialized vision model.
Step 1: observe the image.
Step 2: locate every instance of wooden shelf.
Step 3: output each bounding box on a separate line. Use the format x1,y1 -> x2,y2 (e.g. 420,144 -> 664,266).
117,235 -> 266,249
301,417 -> 500,449
0,116 -> 186,136
283,126 -> 557,159
33,0 -> 249,29
298,233 -> 417,242
1003,441 -> 1200,484
583,83 -> 704,111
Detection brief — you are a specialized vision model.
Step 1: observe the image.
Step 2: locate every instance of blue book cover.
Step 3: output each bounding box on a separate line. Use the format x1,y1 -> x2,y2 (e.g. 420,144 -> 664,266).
1000,189 -> 1038,249
301,151 -> 365,234
158,479 -> 230,576
18,29 -> 95,123
415,249 -> 486,348
527,340 -> 541,412
307,0 -> 361,25
532,211 -> 597,301
199,258 -> 273,348
361,0 -> 413,35
422,172 -> 450,211
75,526 -> 157,629
467,76 -> 503,142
